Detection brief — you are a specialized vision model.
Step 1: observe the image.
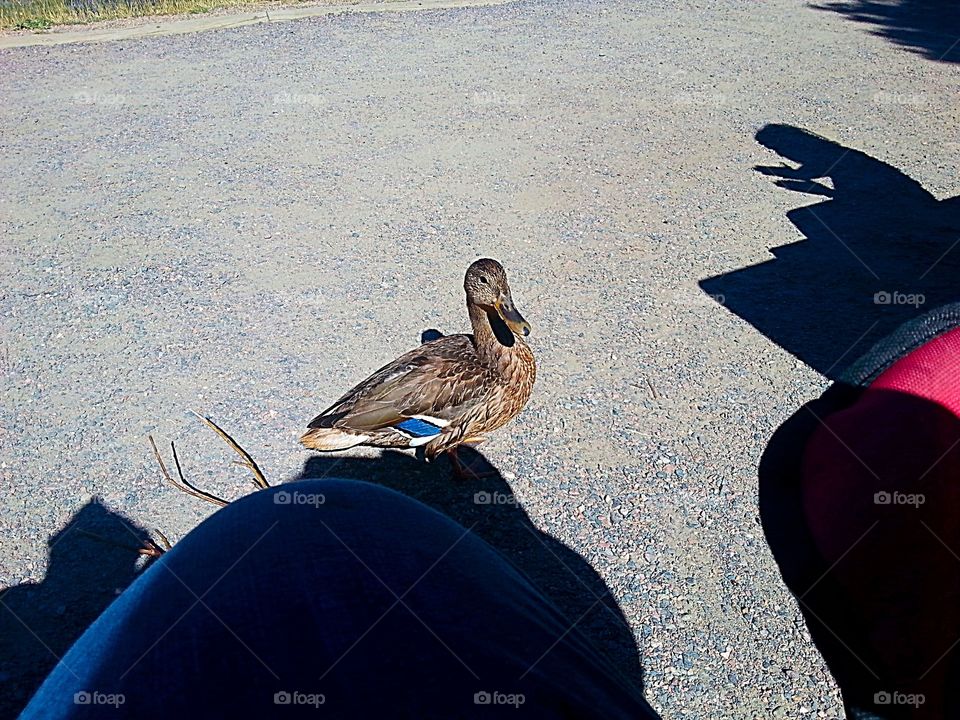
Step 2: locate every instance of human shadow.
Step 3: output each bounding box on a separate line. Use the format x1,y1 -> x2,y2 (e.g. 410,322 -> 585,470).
292,446 -> 649,698
0,500 -> 154,719
705,123 -> 960,717
812,0 -> 960,63
700,123 -> 960,380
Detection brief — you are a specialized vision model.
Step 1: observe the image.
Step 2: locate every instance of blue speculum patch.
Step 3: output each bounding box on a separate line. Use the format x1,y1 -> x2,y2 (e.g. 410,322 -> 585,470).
396,418 -> 442,437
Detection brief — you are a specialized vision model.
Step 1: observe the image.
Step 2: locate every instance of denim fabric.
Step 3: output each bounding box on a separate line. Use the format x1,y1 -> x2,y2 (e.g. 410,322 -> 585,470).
22,480 -> 658,719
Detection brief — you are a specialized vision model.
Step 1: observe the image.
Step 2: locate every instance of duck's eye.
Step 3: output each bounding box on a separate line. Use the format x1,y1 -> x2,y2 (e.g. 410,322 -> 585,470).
479,276 -> 489,285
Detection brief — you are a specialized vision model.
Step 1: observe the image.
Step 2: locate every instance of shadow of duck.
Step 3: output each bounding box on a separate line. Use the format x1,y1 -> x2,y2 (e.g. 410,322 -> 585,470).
292,446 -> 647,694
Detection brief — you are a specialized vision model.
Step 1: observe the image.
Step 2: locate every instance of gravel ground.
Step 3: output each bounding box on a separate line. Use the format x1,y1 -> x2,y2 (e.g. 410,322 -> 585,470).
1,1 -> 958,717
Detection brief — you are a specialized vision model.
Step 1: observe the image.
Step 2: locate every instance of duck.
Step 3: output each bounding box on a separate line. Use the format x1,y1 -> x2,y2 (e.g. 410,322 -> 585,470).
300,258 -> 536,477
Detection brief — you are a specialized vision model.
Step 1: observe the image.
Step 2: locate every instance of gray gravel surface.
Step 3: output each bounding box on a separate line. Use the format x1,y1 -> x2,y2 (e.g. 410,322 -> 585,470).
2,1 -> 958,717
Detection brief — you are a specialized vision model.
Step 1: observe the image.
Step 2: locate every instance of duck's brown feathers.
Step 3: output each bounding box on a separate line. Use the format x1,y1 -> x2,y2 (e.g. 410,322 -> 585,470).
301,258 -> 535,461
302,331 -> 535,459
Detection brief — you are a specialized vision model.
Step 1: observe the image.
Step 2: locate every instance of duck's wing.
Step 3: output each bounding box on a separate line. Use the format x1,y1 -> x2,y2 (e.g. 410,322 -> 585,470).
307,334 -> 493,441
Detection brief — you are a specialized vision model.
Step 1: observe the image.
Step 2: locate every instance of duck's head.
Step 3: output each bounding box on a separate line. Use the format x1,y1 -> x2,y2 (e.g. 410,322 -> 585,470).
464,258 -> 531,338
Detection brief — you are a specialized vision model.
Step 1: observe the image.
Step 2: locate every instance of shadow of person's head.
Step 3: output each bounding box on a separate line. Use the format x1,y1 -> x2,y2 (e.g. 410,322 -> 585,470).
701,123 -> 960,379
0,499 -> 154,718
755,123 -> 932,200
756,124 -> 849,177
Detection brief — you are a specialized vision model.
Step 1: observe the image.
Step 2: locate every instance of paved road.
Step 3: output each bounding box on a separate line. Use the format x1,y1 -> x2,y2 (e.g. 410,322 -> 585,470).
2,0 -> 958,717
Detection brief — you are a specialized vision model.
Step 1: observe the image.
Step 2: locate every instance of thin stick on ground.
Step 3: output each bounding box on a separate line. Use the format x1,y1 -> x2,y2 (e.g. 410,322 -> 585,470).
189,410 -> 271,490
76,529 -> 169,559
148,434 -> 230,507
147,413 -> 273,553
154,528 -> 173,551
149,411 -> 271,509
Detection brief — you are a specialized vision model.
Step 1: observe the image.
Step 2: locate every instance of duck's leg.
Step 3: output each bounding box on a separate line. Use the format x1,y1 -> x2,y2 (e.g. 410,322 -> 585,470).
448,447 -> 470,479
447,446 -> 498,480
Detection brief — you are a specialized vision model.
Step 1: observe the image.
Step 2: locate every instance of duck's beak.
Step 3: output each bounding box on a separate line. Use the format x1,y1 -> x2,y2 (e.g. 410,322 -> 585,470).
496,294 -> 532,337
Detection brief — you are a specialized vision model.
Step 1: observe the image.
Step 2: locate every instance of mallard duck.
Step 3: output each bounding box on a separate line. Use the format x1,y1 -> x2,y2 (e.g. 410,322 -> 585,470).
300,258 -> 536,476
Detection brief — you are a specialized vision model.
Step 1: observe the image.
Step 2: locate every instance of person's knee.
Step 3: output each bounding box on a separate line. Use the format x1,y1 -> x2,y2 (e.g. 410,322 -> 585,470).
159,479 -> 469,596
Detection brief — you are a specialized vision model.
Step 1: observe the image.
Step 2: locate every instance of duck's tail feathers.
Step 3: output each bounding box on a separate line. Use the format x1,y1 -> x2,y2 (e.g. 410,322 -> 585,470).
299,427 -> 370,452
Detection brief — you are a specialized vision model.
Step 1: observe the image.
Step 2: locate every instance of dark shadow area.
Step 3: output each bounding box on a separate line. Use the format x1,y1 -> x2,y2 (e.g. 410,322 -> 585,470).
813,0 -> 960,63
420,328 -> 444,343
293,446 -> 648,698
701,123 -> 960,380
759,382 -> 887,719
0,500 -> 154,719
704,123 -> 960,717
759,382 -> 960,719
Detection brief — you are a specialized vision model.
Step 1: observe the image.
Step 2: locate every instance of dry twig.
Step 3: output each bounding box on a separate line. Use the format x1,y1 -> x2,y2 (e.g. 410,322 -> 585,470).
76,529 -> 169,559
148,435 -> 229,507
188,410 -> 270,491
147,412 -> 273,553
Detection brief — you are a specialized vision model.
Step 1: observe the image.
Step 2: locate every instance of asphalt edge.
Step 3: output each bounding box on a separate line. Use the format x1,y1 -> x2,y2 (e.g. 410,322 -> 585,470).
0,0 -> 513,49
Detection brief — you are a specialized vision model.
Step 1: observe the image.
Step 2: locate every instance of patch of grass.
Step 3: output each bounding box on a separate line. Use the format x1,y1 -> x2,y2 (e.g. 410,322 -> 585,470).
14,14 -> 51,27
0,0 -> 317,31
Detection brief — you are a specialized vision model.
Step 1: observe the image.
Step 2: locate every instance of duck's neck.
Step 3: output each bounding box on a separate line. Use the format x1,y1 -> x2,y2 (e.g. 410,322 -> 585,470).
469,302 -> 519,371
